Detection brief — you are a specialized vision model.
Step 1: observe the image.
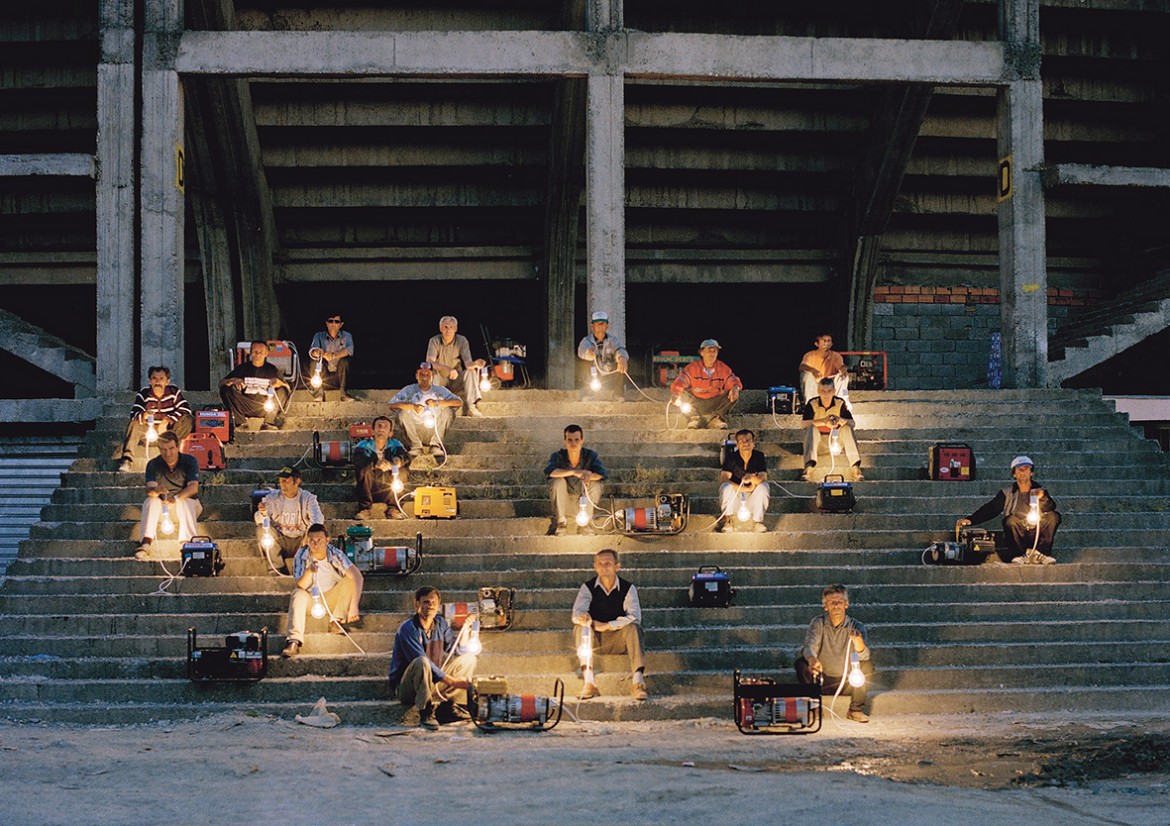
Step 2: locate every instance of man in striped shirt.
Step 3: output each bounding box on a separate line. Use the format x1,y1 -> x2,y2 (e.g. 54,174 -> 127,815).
118,366 -> 193,473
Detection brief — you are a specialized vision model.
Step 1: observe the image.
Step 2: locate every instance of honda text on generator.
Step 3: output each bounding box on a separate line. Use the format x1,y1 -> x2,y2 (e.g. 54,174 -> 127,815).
344,527 -> 423,576
470,676 -> 564,732
733,669 -> 822,735
187,627 -> 268,682
613,493 -> 689,535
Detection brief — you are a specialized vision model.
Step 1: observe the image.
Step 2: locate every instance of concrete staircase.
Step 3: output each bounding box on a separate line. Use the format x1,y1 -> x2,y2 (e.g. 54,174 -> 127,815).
1048,270 -> 1170,386
0,307 -> 96,398
2,388 -> 1170,724
0,436 -> 84,578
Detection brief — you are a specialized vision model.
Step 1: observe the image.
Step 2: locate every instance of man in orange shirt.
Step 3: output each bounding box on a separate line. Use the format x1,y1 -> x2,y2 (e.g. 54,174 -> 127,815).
670,339 -> 743,429
798,333 -> 849,404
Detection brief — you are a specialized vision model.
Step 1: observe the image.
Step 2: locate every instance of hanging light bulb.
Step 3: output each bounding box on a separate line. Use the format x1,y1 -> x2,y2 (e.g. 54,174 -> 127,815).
260,515 -> 275,552
1026,491 -> 1040,527
829,428 -> 842,456
390,464 -> 404,494
464,619 -> 483,656
575,495 -> 590,527
478,366 -> 491,394
310,360 -> 323,390
736,492 -> 751,522
144,412 -> 159,444
848,650 -> 866,688
159,501 -> 176,536
421,406 -> 437,429
576,623 -> 593,664
310,584 -> 326,620
263,386 -> 277,414
675,398 -> 692,415
589,366 -> 601,392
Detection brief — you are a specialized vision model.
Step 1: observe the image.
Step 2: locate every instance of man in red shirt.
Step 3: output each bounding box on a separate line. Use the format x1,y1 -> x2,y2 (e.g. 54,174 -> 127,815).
798,333 -> 849,404
670,339 -> 743,429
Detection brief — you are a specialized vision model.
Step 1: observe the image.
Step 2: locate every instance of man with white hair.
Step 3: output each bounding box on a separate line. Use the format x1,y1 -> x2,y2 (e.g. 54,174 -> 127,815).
426,315 -> 486,417
957,455 -> 1061,564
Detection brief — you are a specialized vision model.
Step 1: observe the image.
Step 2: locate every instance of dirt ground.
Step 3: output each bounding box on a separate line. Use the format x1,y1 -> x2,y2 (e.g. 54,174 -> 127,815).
2,708 -> 1169,826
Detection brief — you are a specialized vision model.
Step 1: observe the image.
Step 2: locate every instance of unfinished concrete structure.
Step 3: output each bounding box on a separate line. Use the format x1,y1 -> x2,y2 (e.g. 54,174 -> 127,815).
1,0 -> 1168,403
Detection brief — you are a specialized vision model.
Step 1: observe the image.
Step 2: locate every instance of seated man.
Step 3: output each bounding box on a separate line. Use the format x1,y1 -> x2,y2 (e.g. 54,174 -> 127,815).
800,377 -> 863,482
426,315 -> 487,418
387,586 -> 478,728
958,455 -> 1061,565
545,424 -> 607,536
387,362 -> 463,458
219,340 -> 291,431
353,415 -> 411,520
254,465 -> 324,572
798,332 -> 850,405
718,428 -> 769,533
307,312 -> 354,401
795,584 -> 874,723
577,311 -> 629,400
118,365 -> 193,472
282,523 -> 364,657
572,549 -> 648,701
135,431 -> 202,560
670,338 -> 742,430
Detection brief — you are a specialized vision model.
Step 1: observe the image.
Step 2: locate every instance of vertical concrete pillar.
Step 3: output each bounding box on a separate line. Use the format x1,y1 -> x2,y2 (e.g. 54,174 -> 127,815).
997,0 -> 1048,388
96,0 -> 137,393
140,0 -> 187,384
585,72 -> 626,350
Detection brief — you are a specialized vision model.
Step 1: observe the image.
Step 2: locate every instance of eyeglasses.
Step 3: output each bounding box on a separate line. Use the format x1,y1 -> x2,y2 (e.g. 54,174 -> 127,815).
326,318 -> 342,323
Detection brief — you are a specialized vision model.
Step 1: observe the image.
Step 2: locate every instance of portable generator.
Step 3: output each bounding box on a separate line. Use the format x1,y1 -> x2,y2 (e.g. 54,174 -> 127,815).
345,528 -> 423,576
181,432 -> 226,470
815,474 -> 856,513
733,669 -> 822,735
471,676 -> 564,732
414,486 -> 457,518
718,432 -> 737,467
187,627 -> 267,682
444,587 -> 515,630
614,493 -> 689,535
922,527 -> 998,565
181,536 -> 224,577
928,442 -> 976,481
767,385 -> 800,415
688,566 -> 736,608
312,423 -> 373,468
195,407 -> 233,444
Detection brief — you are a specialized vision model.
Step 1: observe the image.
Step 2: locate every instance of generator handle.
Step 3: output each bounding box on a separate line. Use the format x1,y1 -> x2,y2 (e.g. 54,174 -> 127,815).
697,565 -> 722,574
822,474 -> 845,485
546,678 -> 565,731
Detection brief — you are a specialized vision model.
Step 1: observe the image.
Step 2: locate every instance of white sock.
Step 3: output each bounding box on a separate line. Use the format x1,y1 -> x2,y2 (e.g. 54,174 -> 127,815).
582,666 -> 595,684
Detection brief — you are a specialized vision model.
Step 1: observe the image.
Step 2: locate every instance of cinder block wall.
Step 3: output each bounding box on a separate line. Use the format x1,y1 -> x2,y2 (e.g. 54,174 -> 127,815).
871,286 -> 1101,389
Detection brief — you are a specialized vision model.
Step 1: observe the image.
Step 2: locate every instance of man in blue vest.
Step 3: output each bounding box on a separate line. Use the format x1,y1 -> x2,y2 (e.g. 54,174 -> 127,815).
571,548 -> 648,701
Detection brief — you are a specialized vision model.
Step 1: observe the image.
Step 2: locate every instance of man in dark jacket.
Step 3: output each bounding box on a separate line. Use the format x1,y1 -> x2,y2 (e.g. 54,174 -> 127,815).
545,424 -> 608,536
958,455 -> 1061,564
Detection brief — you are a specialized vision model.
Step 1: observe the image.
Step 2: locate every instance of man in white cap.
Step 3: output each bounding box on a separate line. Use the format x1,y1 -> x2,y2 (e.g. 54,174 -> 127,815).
670,338 -> 742,429
577,311 -> 629,400
957,455 -> 1061,564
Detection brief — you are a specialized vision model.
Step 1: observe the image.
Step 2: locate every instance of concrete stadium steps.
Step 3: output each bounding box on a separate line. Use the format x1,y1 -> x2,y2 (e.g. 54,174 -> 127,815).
0,437 -> 85,577
2,388 -> 1170,723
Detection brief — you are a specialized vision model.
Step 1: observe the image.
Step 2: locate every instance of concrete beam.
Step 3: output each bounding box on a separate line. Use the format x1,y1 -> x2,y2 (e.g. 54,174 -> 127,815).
96,0 -> 137,394
0,154 -> 94,178
1043,164 -> 1170,189
0,399 -> 103,424
585,72 -> 626,347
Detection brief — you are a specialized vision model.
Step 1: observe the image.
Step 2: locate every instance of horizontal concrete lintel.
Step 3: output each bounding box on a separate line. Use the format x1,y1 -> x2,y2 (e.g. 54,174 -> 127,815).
1043,164 -> 1170,189
281,246 -> 535,262
177,30 -> 1007,86
627,262 -> 830,284
0,154 -> 95,178
0,398 -> 102,423
279,260 -> 537,282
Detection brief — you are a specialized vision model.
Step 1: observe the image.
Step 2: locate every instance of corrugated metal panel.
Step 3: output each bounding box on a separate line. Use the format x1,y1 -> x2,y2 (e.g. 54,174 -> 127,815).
0,437 -> 81,578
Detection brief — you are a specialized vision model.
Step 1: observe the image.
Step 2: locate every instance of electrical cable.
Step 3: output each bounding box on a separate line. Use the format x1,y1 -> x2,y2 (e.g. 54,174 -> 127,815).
313,569 -> 367,655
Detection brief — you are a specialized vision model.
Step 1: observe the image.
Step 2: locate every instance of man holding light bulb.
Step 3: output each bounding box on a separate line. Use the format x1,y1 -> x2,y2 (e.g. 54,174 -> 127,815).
426,315 -> 487,418
387,362 -> 463,458
117,365 -> 193,472
800,376 -> 863,482
572,549 -> 648,701
254,466 -> 324,573
545,424 -> 608,536
795,584 -> 873,723
218,340 -> 291,431
352,416 -> 411,520
717,429 -> 769,533
282,524 -> 363,658
134,431 -> 201,560
957,455 -> 1061,564
670,338 -> 742,429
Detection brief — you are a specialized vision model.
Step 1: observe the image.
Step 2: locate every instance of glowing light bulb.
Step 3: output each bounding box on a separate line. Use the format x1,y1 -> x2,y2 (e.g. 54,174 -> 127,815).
310,361 -> 323,390
736,492 -> 751,522
310,585 -> 326,619
159,502 -> 176,536
479,367 -> 491,393
829,429 -> 842,456
1027,492 -> 1040,527
421,407 -> 436,429
575,495 -> 590,527
676,399 -> 692,415
848,651 -> 866,688
390,464 -> 404,494
260,516 -> 275,551
464,620 -> 483,656
263,386 -> 276,414
589,366 -> 601,392
144,412 -> 158,444
576,624 -> 593,663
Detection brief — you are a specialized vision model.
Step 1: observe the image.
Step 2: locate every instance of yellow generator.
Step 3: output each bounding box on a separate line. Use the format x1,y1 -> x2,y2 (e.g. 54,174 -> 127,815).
414,486 -> 457,518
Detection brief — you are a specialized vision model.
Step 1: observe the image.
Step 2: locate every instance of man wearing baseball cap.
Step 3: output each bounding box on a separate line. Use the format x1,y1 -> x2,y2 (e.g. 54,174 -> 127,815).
254,465 -> 325,573
387,362 -> 463,459
577,311 -> 629,400
670,339 -> 742,429
957,455 -> 1062,564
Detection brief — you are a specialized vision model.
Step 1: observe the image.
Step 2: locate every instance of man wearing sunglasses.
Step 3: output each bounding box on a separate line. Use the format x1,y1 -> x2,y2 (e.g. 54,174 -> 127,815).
307,313 -> 354,401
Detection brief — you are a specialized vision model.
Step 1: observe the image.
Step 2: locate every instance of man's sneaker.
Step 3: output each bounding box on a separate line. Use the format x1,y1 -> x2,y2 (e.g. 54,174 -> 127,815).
117,459 -> 133,473
466,405 -> 484,418
260,422 -> 280,432
133,544 -> 155,561
801,465 -> 815,482
552,521 -> 567,537
708,416 -> 727,429
430,445 -> 444,457
631,682 -> 649,701
1011,554 -> 1029,564
281,640 -> 301,658
847,709 -> 869,723
579,683 -> 600,700
355,508 -> 372,521
437,700 -> 472,723
752,521 -> 767,533
418,703 -> 440,729
686,418 -> 702,429
851,465 -> 865,482
720,520 -> 734,533
1027,549 -> 1056,565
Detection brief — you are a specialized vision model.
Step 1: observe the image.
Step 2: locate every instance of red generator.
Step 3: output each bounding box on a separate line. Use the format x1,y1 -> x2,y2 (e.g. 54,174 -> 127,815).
195,408 -> 233,444
929,442 -> 976,481
182,432 -> 227,470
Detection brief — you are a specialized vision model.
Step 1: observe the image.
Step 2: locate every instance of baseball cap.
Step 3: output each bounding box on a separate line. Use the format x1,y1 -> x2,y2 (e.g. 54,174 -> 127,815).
277,465 -> 301,479
590,311 -> 609,324
417,361 -> 433,371
1010,455 -> 1034,471
699,338 -> 721,349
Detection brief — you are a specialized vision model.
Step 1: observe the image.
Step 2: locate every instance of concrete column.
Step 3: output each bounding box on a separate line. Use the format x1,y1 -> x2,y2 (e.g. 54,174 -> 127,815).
585,71 -> 626,350
96,0 -> 137,393
140,0 -> 187,385
997,0 -> 1048,388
